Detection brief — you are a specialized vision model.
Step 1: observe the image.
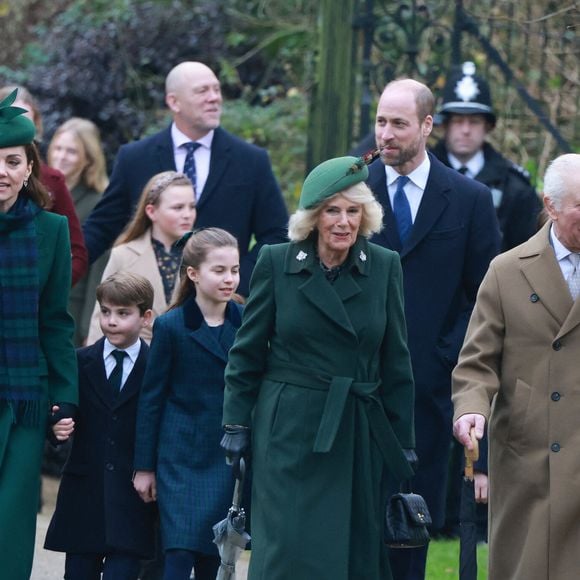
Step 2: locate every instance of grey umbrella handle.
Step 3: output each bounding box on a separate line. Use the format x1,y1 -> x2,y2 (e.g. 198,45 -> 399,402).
232,457 -> 245,512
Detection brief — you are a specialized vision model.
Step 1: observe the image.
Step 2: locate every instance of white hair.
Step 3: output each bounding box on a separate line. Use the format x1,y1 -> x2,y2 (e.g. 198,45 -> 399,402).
288,182 -> 384,242
543,153 -> 580,210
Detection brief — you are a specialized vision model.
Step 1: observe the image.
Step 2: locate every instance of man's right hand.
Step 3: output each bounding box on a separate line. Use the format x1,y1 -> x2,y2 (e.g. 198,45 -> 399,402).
453,413 -> 485,449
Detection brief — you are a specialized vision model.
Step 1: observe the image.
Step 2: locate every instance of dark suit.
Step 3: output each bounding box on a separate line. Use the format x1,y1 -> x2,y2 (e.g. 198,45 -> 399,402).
367,153 -> 500,577
45,338 -> 155,559
82,126 -> 288,295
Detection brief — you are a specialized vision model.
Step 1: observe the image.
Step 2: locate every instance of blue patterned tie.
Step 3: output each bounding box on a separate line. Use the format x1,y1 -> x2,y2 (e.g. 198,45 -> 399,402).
182,142 -> 201,197
393,175 -> 412,244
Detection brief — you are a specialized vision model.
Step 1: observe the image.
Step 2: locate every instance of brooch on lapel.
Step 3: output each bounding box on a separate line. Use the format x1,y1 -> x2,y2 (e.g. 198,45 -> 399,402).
296,250 -> 308,261
359,250 -> 367,262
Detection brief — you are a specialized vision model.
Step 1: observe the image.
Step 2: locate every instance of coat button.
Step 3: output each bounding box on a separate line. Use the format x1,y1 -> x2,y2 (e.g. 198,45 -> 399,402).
551,443 -> 561,452
553,340 -> 562,351
530,293 -> 539,303
551,392 -> 561,401
105,462 -> 114,471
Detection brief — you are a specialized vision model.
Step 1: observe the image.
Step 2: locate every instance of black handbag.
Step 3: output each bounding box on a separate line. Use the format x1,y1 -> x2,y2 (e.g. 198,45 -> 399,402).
384,486 -> 432,548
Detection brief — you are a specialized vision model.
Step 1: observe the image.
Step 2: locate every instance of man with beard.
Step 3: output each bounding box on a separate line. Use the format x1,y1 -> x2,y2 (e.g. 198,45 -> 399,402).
83,61 -> 288,296
366,78 -> 500,579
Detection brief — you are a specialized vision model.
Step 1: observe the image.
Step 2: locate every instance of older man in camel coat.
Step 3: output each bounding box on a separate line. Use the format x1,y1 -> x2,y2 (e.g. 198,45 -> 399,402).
452,153 -> 580,579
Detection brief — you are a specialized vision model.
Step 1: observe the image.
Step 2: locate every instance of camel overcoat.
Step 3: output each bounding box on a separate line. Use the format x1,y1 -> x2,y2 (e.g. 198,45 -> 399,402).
452,222 -> 580,579
223,236 -> 415,580
87,232 -> 167,344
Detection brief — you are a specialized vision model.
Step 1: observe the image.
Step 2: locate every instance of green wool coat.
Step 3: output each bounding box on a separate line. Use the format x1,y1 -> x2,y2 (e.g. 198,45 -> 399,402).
0,210 -> 78,580
223,236 -> 415,580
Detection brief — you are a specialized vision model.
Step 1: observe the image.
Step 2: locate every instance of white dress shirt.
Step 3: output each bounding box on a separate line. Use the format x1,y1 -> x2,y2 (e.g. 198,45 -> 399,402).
550,225 -> 578,280
103,338 -> 141,390
385,154 -> 431,222
447,150 -> 485,179
171,124 -> 214,198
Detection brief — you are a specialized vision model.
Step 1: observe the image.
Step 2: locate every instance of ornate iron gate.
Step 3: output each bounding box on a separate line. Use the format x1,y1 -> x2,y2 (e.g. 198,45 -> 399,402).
352,0 -> 579,181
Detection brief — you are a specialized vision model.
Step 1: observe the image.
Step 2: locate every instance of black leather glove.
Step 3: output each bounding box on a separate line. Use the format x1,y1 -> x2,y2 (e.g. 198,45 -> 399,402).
48,402 -> 78,425
220,425 -> 251,479
403,448 -> 419,474
46,402 -> 78,447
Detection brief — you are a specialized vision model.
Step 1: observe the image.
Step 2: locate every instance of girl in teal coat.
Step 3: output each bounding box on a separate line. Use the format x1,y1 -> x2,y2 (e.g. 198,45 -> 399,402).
222,156 -> 416,580
134,228 -> 243,580
0,90 -> 77,579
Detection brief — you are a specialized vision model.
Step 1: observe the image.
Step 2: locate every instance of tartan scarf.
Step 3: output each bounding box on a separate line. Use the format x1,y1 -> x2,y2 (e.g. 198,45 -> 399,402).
0,195 -> 42,426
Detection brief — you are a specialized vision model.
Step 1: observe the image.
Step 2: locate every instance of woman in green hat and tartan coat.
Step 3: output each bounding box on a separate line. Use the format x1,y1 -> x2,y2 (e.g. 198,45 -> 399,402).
0,90 -> 77,579
221,156 -> 416,580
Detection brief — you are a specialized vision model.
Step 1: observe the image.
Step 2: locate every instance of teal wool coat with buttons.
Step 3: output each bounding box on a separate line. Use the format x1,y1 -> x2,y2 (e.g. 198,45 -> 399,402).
223,235 -> 415,580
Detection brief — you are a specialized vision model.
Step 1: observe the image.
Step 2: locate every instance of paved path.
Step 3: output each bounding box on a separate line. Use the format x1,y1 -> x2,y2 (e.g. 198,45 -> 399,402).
32,476 -> 249,579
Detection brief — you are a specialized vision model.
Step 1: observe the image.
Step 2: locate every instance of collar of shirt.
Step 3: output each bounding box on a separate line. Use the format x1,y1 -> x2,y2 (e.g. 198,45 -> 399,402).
385,154 -> 431,222
447,150 -> 485,178
171,123 -> 214,196
103,337 -> 141,366
550,224 -> 577,279
103,337 -> 141,387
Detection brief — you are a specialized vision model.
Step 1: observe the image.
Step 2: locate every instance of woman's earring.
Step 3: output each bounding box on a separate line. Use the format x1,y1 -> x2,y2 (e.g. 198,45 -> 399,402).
23,177 -> 29,188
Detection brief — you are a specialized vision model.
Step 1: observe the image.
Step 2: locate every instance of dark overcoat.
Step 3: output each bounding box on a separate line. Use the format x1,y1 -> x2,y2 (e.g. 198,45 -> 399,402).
0,211 -> 77,580
222,236 -> 415,580
134,297 -> 243,554
367,153 -> 500,526
432,140 -> 541,252
44,338 -> 155,558
82,126 -> 288,295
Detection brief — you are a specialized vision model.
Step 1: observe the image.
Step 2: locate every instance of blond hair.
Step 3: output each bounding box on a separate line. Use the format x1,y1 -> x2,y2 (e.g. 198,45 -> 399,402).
48,117 -> 109,193
115,171 -> 193,246
288,182 -> 384,242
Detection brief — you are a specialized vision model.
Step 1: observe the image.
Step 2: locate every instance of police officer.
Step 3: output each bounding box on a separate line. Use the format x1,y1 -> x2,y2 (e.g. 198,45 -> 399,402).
432,61 -> 541,252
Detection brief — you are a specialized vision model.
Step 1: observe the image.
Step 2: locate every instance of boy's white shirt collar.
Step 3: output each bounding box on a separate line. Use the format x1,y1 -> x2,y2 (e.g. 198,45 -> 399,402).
103,337 -> 141,364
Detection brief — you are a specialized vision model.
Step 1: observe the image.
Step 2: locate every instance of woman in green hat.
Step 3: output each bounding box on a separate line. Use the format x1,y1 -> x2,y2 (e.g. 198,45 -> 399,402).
221,156 -> 415,579
0,89 -> 77,579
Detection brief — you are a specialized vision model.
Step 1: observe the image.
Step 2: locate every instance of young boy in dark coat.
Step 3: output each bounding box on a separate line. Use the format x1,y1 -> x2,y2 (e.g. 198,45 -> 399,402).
45,272 -> 156,580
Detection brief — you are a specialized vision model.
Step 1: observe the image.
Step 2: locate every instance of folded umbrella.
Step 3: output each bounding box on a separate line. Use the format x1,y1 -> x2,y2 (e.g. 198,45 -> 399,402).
213,457 -> 251,580
459,429 -> 480,580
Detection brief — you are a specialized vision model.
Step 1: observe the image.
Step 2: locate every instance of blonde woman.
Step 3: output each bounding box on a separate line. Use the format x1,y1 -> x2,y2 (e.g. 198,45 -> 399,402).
48,117 -> 109,345
87,171 -> 196,344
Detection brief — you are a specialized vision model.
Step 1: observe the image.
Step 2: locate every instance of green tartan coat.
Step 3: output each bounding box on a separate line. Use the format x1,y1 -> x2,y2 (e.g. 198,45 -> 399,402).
223,236 -> 415,580
0,210 -> 78,580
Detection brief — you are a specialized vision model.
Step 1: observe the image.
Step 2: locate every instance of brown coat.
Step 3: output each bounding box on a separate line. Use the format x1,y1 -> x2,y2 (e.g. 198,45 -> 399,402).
86,232 -> 167,344
452,222 -> 580,580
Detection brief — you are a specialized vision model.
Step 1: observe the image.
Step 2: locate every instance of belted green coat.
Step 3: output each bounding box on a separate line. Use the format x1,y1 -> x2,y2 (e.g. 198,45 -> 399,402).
223,236 -> 415,580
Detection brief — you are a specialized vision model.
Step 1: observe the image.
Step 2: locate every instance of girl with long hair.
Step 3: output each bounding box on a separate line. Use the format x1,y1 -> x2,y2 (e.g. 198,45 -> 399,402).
87,171 -> 196,343
133,228 -> 243,580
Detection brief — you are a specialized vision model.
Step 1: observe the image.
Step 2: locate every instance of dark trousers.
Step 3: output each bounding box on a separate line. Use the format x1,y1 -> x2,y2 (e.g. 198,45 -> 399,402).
163,549 -> 220,580
64,552 -> 141,580
389,545 -> 428,580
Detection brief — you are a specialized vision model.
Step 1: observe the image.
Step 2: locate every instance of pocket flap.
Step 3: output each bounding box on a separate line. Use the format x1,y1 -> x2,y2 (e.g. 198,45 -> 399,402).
399,493 -> 432,526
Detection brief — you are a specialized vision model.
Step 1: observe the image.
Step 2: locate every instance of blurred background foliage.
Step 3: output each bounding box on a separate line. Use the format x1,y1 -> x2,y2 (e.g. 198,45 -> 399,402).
0,0 -> 577,209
